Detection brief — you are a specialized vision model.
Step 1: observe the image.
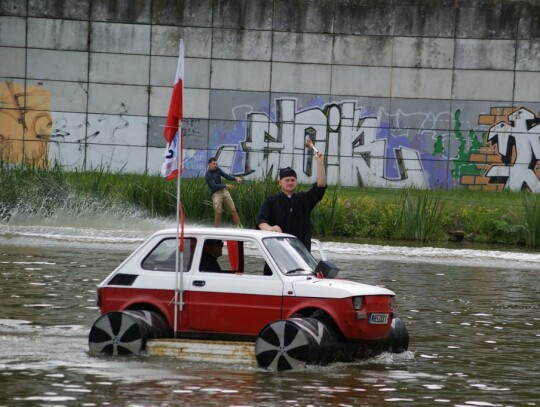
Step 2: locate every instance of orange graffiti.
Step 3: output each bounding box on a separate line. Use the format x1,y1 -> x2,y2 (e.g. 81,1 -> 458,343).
0,82 -> 52,167
461,144 -> 506,192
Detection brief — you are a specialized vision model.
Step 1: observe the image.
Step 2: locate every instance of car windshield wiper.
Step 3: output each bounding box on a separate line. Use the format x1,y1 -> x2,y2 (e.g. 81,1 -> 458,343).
285,268 -> 310,275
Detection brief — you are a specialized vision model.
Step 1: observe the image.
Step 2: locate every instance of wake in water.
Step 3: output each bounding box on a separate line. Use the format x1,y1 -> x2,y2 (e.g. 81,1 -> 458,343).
1,219 -> 539,270
0,217 -> 172,249
323,241 -> 540,270
1,190 -> 539,269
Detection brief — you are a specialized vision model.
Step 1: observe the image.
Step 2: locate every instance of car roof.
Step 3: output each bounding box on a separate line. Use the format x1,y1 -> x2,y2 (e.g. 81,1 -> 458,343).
150,226 -> 295,241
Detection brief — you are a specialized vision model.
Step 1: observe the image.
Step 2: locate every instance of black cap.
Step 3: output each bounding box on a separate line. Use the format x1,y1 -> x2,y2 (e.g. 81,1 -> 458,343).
279,167 -> 297,179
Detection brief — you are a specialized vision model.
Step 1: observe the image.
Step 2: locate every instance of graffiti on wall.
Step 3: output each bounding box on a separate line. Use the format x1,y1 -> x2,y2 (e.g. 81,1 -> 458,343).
480,107 -> 540,192
2,81 -> 539,192
0,82 -> 52,166
241,99 -> 428,188
448,106 -> 540,192
0,81 -> 147,172
47,102 -> 144,171
209,99 -> 540,192
206,97 -> 460,188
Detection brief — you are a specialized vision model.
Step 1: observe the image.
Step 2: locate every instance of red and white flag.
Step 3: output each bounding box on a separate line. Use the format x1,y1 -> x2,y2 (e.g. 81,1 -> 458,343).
161,40 -> 184,180
161,132 -> 179,181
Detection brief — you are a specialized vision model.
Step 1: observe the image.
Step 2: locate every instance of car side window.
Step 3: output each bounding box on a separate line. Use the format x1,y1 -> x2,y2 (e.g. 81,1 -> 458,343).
198,239 -> 270,276
141,237 -> 195,272
200,239 -> 240,273
243,241 -> 270,276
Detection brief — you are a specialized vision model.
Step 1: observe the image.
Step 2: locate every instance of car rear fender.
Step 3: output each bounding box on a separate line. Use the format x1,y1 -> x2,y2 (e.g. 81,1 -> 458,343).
125,301 -> 173,328
102,294 -> 173,328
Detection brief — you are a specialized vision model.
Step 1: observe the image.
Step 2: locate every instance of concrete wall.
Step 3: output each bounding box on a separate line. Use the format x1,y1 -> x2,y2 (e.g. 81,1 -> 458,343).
1,0 -> 540,191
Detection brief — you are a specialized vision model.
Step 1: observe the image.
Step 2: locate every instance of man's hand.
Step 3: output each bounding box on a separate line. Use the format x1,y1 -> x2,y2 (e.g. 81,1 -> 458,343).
259,223 -> 282,233
226,184 -> 235,189
315,151 -> 326,186
235,177 -> 243,183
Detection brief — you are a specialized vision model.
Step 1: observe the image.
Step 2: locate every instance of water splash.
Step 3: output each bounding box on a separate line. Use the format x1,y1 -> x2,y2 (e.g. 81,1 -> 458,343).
1,181 -> 175,247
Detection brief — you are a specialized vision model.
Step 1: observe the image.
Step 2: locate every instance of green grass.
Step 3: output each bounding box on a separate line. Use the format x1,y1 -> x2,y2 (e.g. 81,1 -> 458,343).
1,161 -> 538,248
397,190 -> 446,242
520,194 -> 540,247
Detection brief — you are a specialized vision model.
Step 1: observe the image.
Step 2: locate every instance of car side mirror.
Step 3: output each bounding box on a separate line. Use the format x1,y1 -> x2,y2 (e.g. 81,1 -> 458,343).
315,260 -> 340,279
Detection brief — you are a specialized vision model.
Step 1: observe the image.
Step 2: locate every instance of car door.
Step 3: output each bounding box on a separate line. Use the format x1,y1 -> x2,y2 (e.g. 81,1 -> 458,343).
187,238 -> 284,336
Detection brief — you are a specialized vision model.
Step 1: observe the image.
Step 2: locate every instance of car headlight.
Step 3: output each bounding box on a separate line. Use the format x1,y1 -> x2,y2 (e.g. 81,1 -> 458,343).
352,296 -> 363,310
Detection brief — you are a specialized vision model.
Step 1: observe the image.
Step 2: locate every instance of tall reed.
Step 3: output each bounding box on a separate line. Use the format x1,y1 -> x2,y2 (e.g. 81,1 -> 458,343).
312,185 -> 341,237
520,194 -> 540,248
65,168 -> 176,217
232,179 -> 280,228
0,161 -> 69,220
397,190 -> 446,242
67,168 -> 280,227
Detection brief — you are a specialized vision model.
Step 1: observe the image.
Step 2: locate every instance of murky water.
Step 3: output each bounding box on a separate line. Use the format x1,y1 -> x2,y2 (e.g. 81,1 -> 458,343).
1,224 -> 539,406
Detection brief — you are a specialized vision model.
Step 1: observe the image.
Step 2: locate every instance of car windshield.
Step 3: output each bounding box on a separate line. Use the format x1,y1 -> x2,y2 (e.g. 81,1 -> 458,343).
263,237 -> 318,275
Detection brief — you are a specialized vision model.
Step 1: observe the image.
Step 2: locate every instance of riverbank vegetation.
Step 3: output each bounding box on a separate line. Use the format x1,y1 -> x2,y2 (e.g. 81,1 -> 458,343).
1,162 -> 539,248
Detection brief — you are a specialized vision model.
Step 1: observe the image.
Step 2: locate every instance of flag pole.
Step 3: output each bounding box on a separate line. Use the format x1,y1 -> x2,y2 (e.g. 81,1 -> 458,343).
174,133 -> 183,338
175,39 -> 185,339
160,39 -> 185,338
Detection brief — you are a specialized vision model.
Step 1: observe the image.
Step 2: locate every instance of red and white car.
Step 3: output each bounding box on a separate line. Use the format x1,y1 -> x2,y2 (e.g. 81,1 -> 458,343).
90,227 -> 408,370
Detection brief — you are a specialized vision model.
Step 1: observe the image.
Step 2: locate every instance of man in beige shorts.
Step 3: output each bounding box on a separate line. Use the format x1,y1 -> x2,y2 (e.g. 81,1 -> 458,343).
205,157 -> 243,227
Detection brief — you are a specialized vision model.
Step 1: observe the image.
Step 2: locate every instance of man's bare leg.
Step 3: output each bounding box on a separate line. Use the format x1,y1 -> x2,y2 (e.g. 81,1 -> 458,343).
214,212 -> 222,226
231,210 -> 241,226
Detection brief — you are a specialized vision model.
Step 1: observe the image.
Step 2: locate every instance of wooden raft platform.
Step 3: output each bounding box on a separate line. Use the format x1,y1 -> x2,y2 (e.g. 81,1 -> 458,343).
146,339 -> 257,365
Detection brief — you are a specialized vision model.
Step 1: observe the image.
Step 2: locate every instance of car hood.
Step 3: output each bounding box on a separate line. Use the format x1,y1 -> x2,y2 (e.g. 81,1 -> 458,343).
291,277 -> 395,298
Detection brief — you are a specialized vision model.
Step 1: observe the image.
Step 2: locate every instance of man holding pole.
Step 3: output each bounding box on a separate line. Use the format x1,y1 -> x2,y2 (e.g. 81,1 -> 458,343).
205,157 -> 243,227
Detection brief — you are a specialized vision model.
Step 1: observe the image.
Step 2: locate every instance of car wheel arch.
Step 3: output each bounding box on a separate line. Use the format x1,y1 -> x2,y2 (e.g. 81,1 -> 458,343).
125,302 -> 173,330
285,306 -> 341,332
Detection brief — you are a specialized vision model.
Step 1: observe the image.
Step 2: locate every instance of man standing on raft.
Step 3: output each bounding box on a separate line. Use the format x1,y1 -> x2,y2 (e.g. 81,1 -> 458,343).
205,157 -> 243,227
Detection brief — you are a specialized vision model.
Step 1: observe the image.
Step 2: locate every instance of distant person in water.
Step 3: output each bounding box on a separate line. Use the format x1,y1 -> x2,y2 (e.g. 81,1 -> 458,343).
256,152 -> 327,251
204,157 -> 243,227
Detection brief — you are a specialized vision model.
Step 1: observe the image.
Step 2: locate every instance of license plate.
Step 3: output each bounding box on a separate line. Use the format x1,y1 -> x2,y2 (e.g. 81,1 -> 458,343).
369,313 -> 389,324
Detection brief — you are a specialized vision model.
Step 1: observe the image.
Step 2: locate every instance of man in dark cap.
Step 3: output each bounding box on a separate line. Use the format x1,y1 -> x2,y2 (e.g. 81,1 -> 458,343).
256,151 -> 326,251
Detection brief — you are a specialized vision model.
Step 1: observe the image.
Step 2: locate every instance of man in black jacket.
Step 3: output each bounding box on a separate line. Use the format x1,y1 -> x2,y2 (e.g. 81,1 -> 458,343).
256,152 -> 326,251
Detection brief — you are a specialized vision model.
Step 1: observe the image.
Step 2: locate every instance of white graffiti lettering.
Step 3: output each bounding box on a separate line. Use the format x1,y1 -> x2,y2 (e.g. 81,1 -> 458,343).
486,108 -> 540,192
242,98 -> 428,187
